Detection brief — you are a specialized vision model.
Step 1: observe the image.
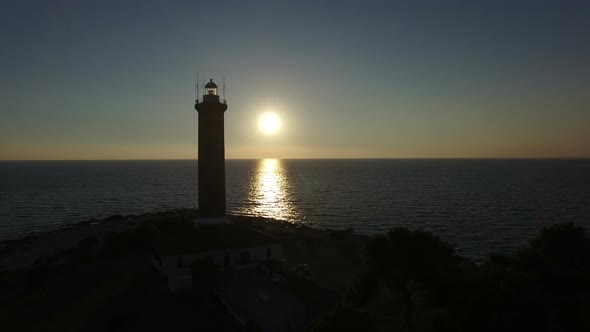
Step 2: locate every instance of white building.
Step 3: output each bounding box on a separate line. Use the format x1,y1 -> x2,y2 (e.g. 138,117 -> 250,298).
152,223 -> 283,290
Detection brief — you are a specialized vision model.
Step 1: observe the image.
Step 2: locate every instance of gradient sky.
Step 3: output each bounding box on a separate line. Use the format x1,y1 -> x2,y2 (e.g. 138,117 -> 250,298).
1,0 -> 589,160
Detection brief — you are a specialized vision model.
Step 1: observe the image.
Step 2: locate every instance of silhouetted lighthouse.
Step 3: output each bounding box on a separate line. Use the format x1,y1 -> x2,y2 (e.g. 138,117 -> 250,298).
195,79 -> 227,219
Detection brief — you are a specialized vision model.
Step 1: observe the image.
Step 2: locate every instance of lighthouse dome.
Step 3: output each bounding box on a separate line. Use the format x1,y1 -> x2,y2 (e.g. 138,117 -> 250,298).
205,79 -> 218,95
205,79 -> 217,88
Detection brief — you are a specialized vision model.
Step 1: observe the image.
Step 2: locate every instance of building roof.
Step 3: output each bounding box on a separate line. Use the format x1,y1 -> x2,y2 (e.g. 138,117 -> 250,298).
154,224 -> 279,255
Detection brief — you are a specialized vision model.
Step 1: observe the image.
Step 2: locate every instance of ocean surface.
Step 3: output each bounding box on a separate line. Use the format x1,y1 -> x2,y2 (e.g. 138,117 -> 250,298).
1,159 -> 589,260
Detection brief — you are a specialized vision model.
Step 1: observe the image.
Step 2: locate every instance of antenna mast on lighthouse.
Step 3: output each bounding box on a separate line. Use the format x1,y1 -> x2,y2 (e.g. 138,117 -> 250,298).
222,75 -> 226,103
195,72 -> 200,103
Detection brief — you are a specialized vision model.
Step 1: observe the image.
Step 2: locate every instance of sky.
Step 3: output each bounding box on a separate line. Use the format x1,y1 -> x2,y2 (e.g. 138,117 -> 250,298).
1,0 -> 589,160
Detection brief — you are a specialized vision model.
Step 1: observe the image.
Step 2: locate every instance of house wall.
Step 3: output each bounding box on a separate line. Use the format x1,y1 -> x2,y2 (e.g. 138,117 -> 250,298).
168,273 -> 192,290
158,244 -> 283,290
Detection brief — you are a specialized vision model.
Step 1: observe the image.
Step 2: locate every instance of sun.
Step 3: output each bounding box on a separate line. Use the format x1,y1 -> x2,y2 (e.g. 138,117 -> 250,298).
258,112 -> 281,135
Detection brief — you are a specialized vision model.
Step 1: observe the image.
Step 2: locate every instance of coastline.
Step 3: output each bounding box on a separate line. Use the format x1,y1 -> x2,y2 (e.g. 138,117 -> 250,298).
0,209 -> 370,331
0,210 -> 172,271
0,209 -> 368,275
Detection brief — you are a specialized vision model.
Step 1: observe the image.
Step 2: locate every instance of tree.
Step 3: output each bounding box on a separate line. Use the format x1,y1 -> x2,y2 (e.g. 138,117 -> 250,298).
363,227 -> 460,332
522,222 -> 590,275
310,305 -> 377,332
452,223 -> 590,332
515,222 -> 590,331
191,256 -> 220,287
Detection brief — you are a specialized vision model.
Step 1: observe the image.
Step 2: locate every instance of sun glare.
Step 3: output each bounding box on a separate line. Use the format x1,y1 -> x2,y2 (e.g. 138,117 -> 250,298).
258,112 -> 281,135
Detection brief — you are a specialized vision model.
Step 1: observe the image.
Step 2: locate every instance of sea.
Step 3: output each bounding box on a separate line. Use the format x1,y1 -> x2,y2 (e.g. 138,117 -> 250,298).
1,159 -> 589,261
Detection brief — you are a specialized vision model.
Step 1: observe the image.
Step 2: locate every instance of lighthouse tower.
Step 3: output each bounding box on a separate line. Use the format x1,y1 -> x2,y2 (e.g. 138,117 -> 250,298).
195,79 -> 228,222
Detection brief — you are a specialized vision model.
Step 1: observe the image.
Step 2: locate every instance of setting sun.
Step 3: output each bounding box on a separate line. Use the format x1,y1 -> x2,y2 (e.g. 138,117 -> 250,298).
258,112 -> 281,135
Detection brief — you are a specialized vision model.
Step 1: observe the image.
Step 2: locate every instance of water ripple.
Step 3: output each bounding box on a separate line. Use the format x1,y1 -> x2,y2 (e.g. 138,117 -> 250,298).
1,159 -> 589,260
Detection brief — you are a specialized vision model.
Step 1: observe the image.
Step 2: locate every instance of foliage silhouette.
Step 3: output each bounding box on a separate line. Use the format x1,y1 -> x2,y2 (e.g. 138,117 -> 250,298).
445,222 -> 590,332
359,227 -> 460,332
309,305 -> 377,332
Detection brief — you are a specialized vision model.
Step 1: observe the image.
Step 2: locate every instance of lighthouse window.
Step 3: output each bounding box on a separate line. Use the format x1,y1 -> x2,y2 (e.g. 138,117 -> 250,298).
207,87 -> 217,95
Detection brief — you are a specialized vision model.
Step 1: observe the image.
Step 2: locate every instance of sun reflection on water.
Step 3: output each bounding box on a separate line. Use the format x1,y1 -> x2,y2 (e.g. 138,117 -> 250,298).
248,159 -> 296,221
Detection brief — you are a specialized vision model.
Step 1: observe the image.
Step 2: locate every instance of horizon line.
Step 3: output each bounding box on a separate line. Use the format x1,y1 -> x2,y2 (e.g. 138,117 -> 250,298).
1,157 -> 589,162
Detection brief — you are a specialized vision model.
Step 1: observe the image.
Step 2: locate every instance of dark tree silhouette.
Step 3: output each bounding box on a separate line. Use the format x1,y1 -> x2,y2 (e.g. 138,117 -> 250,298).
309,305 -> 377,332
191,256 -> 220,287
448,222 -> 590,332
350,227 -> 460,332
521,222 -> 590,275
517,222 -> 590,331
362,227 -> 460,332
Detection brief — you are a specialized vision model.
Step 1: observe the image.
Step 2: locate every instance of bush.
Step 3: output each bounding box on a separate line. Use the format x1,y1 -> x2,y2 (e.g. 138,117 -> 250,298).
79,236 -> 99,249
310,305 -> 377,332
101,227 -> 156,256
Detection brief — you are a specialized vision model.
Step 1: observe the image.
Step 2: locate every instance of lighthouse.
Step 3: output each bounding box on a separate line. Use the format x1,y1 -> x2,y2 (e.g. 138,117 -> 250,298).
195,79 -> 228,221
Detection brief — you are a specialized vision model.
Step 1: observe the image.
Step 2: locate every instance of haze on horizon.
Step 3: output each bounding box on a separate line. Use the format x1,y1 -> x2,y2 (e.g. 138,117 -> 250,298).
1,0 -> 589,160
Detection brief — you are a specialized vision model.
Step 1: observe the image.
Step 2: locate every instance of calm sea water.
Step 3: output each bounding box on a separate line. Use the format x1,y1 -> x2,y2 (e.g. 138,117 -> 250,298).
1,159 -> 589,260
